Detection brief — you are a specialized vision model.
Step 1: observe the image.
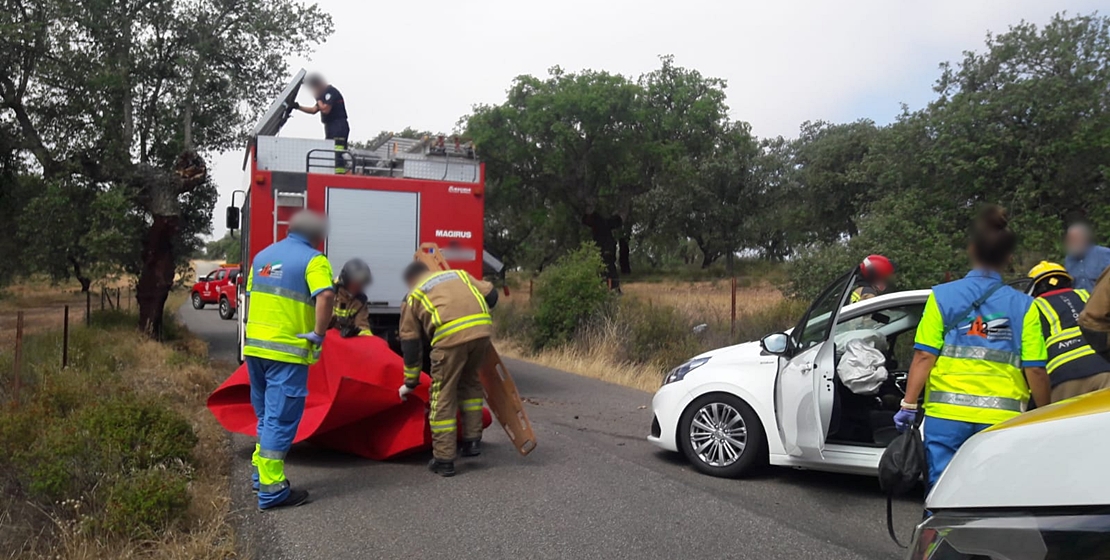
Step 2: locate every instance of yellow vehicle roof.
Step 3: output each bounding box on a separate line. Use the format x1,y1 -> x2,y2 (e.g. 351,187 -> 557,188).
927,389 -> 1110,510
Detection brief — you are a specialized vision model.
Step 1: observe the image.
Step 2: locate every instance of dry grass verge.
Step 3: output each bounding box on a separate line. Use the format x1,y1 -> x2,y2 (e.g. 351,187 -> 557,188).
495,279 -> 806,392
0,298 -> 234,559
497,336 -> 665,393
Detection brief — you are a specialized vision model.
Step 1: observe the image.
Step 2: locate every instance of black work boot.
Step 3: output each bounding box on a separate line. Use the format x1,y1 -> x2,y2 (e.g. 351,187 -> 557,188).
428,458 -> 456,477
460,440 -> 481,457
259,488 -> 309,512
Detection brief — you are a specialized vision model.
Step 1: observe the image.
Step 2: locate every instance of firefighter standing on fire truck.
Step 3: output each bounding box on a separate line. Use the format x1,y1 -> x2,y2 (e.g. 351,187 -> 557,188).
330,258 -> 374,338
397,261 -> 499,477
244,211 -> 335,510
293,73 -> 350,173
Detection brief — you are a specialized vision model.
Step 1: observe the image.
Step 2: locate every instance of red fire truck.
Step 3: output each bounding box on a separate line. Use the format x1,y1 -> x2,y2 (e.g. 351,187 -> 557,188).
225,70 -> 493,359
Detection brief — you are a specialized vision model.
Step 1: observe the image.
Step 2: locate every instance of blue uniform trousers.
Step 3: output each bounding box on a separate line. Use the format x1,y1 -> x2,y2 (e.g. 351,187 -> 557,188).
923,416 -> 991,490
247,356 -> 309,508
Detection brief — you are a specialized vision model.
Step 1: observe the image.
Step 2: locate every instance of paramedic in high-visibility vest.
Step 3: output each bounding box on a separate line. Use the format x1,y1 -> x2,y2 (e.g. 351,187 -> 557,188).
851,254 -> 895,303
896,205 -> 1050,489
397,261 -> 499,477
244,210 -> 335,510
1027,261 -> 1110,402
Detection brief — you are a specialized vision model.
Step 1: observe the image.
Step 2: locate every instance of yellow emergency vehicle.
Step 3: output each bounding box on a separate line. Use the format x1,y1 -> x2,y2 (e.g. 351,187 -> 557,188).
908,389 -> 1110,559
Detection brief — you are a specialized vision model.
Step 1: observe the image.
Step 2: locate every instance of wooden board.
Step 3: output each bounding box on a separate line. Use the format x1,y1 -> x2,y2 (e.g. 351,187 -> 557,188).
479,345 -> 537,456
416,243 -> 451,272
412,244 -> 536,456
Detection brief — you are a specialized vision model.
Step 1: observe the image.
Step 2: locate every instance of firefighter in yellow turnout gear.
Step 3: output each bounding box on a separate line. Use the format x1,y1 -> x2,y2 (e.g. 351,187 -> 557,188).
330,258 -> 374,338
1028,261 -> 1110,402
398,261 -> 499,477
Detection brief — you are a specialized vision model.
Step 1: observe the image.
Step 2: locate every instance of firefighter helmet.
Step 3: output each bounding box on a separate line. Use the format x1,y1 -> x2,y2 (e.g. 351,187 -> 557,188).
339,258 -> 372,289
859,255 -> 895,283
1028,261 -> 1072,294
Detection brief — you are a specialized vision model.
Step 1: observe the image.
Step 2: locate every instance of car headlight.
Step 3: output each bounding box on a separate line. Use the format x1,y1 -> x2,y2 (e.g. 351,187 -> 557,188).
663,357 -> 710,386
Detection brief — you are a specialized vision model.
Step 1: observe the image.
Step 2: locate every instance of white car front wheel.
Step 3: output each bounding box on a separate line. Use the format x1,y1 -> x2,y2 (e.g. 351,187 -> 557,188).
679,393 -> 766,478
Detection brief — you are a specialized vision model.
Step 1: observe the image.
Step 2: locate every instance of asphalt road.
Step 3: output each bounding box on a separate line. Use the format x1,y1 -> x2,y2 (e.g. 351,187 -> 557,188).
180,304 -> 920,560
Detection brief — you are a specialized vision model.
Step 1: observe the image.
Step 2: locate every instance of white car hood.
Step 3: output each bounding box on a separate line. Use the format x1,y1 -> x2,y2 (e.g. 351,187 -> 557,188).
693,340 -> 768,365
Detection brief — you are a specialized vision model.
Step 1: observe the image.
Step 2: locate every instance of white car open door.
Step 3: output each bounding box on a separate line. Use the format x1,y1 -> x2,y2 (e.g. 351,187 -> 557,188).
775,271 -> 855,458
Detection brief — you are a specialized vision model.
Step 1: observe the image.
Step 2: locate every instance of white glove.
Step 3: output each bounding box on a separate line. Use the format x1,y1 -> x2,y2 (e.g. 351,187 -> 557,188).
398,384 -> 415,402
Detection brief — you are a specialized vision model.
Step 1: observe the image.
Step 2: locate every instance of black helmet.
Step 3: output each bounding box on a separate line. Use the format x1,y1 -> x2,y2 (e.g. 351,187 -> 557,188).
339,258 -> 372,288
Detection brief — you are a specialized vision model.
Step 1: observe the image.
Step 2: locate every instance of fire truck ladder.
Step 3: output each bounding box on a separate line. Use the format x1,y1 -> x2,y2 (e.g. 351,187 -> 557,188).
273,190 -> 308,243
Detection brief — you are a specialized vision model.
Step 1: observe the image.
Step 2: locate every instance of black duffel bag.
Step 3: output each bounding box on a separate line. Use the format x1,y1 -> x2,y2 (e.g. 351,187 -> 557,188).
878,424 -> 925,548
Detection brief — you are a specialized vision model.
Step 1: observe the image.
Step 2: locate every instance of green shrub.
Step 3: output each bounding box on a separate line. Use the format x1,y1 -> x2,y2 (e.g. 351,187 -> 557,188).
13,397 -> 196,503
609,299 -> 701,369
530,242 -> 611,349
492,298 -> 534,342
96,466 -> 190,539
77,398 -> 197,472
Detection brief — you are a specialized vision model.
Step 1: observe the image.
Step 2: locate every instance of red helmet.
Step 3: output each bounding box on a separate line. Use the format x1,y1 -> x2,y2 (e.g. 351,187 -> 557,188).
859,254 -> 895,283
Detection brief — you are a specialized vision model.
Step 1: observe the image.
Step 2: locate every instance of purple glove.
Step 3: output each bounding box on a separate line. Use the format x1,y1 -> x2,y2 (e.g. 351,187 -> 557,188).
893,408 -> 916,433
296,331 -> 325,346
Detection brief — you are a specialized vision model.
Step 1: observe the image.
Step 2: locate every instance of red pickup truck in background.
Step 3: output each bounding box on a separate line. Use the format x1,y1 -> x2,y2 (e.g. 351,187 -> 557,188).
191,265 -> 240,316
215,280 -> 239,321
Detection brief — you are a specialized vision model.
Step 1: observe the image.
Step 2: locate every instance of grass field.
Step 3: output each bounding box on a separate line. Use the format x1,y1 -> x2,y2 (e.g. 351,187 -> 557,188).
0,281 -> 235,559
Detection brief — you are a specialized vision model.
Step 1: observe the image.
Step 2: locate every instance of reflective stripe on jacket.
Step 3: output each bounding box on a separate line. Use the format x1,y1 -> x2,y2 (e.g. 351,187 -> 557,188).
851,285 -> 876,304
244,235 -> 334,364
914,270 -> 1047,425
1034,289 -> 1110,387
400,270 -> 493,348
330,286 -> 372,336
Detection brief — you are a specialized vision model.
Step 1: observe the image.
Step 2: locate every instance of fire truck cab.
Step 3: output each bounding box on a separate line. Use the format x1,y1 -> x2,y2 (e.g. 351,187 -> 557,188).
226,69 -> 489,360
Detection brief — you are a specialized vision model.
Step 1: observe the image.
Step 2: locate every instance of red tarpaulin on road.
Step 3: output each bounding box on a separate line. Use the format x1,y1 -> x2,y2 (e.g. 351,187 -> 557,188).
207,332 -> 491,460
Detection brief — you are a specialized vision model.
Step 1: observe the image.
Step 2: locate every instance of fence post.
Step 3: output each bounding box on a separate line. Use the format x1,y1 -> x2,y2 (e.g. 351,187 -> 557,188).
13,311 -> 24,405
62,305 -> 70,368
529,279 -> 533,299
86,290 -> 91,325
730,277 -> 737,338
116,288 -> 121,310
100,288 -> 105,311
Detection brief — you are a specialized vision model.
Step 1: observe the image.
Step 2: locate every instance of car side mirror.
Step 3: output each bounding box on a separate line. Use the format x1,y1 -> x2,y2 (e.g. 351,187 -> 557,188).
760,332 -> 791,356
225,206 -> 240,231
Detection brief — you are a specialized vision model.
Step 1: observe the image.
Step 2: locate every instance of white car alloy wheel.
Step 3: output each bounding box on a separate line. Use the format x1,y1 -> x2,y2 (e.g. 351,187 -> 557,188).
689,402 -> 747,467
679,393 -> 766,478
192,292 -> 204,309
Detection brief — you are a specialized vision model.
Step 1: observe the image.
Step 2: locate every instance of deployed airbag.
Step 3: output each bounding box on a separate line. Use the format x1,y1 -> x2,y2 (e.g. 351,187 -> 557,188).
837,338 -> 888,395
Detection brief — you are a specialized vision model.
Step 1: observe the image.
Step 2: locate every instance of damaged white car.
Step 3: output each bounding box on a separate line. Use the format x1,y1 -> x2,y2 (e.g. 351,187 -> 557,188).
648,269 -> 929,478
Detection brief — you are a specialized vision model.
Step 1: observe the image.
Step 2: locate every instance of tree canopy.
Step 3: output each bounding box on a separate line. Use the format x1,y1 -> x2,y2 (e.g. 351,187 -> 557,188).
468,12 -> 1110,298
1,0 -> 332,334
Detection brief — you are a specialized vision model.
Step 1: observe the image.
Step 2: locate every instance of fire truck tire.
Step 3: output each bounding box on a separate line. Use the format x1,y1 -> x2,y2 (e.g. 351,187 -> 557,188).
219,296 -> 235,320
192,292 -> 205,310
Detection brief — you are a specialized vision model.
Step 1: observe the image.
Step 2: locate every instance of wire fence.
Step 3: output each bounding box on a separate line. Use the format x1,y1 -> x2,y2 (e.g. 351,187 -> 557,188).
6,287 -> 133,404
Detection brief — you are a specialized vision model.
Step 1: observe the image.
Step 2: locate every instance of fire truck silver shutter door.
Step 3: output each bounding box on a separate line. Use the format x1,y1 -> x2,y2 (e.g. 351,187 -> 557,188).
326,188 -> 419,311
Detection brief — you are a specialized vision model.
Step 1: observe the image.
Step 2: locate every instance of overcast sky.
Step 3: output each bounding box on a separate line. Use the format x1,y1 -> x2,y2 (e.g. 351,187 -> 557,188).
207,0 -> 1104,238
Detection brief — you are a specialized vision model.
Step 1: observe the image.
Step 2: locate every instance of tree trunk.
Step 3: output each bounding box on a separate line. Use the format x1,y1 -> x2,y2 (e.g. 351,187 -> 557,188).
583,211 -> 620,291
69,257 -> 91,293
618,235 -> 631,275
700,251 -> 719,269
137,215 -> 180,339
